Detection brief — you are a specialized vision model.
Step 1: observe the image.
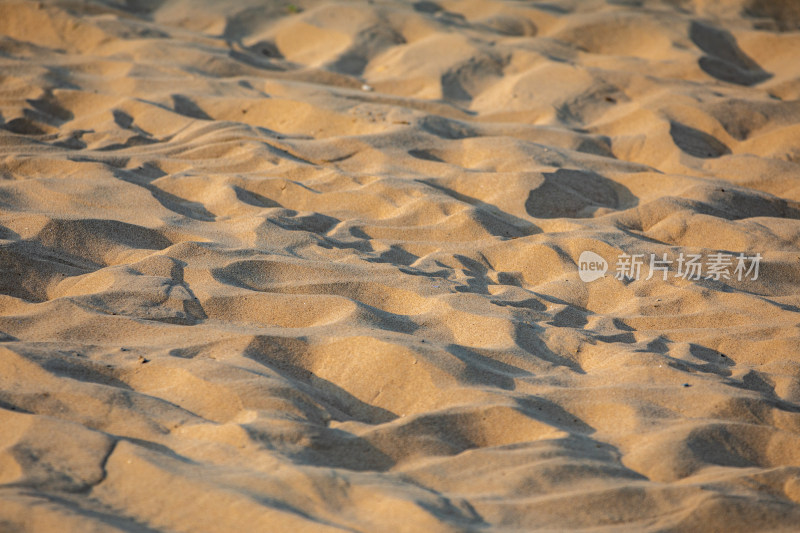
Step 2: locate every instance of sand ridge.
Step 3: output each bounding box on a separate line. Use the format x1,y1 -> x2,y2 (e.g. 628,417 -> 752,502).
1,0 -> 800,530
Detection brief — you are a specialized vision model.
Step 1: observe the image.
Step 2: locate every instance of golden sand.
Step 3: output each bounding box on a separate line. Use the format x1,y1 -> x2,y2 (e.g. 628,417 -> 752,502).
1,0 -> 800,530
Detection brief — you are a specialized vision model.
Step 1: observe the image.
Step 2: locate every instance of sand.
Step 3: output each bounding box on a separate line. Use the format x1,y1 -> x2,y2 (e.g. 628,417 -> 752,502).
1,0 -> 800,530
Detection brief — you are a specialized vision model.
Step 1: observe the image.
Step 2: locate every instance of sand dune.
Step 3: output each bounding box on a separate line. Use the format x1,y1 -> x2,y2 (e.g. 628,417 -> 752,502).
1,0 -> 800,530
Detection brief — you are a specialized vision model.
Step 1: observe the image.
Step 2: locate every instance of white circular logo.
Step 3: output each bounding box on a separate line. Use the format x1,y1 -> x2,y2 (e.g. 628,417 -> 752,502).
579,251 -> 608,282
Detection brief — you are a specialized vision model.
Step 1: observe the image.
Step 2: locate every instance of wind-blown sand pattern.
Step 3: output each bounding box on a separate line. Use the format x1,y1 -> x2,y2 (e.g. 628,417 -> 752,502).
2,0 -> 800,530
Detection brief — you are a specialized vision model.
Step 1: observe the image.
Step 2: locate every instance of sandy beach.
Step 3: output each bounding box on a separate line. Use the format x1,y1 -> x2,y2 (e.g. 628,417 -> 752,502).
1,0 -> 800,530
